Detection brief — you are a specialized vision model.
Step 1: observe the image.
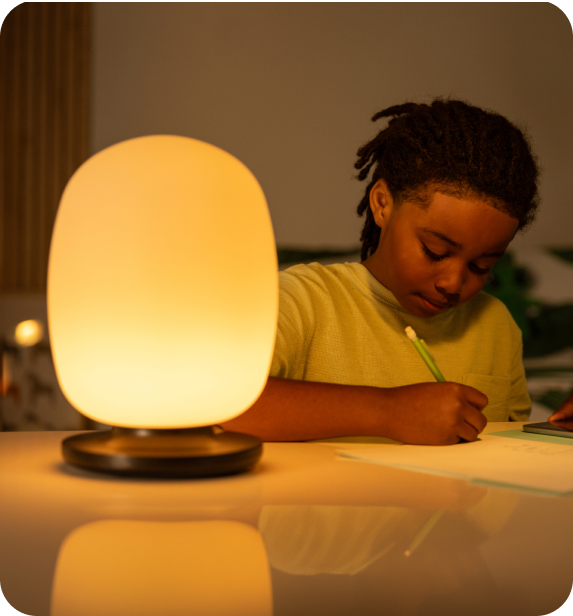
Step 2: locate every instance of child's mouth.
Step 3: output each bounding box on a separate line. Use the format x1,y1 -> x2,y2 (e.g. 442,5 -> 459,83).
418,294 -> 451,312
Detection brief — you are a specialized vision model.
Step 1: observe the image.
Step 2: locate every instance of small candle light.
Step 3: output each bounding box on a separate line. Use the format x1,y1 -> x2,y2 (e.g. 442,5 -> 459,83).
14,320 -> 44,347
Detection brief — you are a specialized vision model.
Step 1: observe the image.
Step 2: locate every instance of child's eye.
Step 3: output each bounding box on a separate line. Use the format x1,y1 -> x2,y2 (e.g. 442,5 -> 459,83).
423,243 -> 491,275
469,263 -> 490,275
422,244 -> 447,262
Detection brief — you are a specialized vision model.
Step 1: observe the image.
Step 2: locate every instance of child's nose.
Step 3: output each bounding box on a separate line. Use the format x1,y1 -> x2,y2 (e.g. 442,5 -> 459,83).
434,264 -> 464,296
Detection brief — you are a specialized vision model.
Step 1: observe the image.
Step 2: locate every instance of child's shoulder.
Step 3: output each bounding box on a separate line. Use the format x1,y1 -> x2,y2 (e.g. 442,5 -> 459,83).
472,288 -> 511,311
465,289 -> 521,332
278,262 -> 363,304
279,261 -> 357,285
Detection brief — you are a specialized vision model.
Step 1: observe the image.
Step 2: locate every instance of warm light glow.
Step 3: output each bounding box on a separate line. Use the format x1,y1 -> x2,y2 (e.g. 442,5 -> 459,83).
14,319 -> 44,347
50,520 -> 273,616
48,136 -> 278,427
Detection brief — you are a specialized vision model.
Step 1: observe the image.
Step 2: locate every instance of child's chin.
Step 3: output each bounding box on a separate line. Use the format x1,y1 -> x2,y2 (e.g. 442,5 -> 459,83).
403,297 -> 452,318
412,309 -> 441,319
401,303 -> 436,319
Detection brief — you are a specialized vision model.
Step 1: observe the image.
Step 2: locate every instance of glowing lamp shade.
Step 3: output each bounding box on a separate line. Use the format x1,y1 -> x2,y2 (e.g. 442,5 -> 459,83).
48,136 -> 277,477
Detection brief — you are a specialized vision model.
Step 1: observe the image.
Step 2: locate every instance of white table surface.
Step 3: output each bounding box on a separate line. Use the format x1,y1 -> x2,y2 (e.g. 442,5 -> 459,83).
1,423 -> 572,616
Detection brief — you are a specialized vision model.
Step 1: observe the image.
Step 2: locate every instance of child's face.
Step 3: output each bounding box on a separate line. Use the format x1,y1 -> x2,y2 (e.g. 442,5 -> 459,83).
364,181 -> 519,319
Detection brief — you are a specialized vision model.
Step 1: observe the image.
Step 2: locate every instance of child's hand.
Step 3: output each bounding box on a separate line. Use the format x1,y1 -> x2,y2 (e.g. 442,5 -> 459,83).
548,393 -> 573,431
382,382 -> 488,446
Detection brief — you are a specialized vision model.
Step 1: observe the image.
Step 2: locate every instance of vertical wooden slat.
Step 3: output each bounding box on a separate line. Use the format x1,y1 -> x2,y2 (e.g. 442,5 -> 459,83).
0,2 -> 90,293
35,4 -> 45,290
30,2 -> 43,290
3,6 -> 21,289
15,5 -> 26,288
24,4 -> 34,289
44,3 -> 57,276
36,3 -> 48,289
52,3 -> 62,225
0,10 -> 4,288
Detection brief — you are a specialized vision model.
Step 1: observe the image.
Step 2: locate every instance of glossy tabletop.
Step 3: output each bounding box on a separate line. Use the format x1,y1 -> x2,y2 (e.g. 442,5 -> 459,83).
1,423 -> 572,616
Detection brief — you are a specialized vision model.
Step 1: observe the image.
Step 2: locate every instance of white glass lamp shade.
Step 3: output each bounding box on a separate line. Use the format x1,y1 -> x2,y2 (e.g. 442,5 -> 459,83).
48,136 -> 277,429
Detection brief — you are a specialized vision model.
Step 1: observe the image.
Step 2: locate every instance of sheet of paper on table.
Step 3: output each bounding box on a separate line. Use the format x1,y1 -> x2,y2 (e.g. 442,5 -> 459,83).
338,432 -> 573,496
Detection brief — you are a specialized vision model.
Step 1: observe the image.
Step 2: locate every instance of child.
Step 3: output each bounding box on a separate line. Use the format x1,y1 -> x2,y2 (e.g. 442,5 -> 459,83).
223,98 -> 543,445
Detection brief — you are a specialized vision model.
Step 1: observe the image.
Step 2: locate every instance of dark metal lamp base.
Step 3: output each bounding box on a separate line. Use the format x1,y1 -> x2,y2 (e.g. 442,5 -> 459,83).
62,426 -> 263,478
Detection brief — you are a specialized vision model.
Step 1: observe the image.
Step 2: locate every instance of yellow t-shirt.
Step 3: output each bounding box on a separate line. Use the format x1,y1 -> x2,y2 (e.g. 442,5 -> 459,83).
270,262 -> 530,422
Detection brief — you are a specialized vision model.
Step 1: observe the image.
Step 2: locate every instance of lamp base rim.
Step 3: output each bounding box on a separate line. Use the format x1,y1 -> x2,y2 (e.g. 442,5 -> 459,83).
62,426 -> 263,478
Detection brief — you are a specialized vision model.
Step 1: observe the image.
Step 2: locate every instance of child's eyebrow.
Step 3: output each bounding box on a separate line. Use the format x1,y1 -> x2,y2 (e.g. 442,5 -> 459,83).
419,227 -> 504,258
419,227 -> 461,248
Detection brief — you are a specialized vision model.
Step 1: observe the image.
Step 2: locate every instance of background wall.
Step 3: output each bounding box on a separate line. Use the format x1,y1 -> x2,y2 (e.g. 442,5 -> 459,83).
1,2 -> 572,430
91,2 -> 573,251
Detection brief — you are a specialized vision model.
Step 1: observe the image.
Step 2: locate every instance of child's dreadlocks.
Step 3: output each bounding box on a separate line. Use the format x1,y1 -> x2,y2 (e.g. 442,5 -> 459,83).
355,99 -> 540,261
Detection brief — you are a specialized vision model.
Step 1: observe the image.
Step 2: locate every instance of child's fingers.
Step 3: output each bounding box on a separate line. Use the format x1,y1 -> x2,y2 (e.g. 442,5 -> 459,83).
458,420 -> 480,442
463,407 -> 487,436
549,392 -> 573,422
462,386 -> 488,412
548,410 -> 565,421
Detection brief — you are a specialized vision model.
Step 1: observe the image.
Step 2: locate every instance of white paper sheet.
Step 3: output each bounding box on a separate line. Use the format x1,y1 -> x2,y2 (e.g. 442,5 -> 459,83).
338,433 -> 573,495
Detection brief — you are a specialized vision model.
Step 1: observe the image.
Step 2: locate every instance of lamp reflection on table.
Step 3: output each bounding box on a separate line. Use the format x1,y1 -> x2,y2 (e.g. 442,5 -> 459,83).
50,519 -> 272,616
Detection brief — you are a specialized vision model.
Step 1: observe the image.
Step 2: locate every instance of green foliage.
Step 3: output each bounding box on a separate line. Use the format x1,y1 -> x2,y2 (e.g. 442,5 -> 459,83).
530,389 -> 573,412
524,304 -> 573,357
482,252 -> 539,339
483,252 -> 573,357
549,248 -> 573,264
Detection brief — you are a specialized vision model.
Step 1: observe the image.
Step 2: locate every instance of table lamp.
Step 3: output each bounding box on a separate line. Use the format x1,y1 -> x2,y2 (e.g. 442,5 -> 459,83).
47,135 -> 278,477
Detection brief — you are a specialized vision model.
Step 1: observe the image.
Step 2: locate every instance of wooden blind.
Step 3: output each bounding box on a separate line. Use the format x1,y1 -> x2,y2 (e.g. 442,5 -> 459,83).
0,2 -> 90,292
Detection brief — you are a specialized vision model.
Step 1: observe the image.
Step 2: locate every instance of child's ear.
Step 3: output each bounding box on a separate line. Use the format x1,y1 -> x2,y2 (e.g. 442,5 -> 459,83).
369,179 -> 394,228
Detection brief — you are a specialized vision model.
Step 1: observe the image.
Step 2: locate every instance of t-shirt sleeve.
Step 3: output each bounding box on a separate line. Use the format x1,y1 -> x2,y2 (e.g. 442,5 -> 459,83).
270,271 -> 317,380
508,335 -> 531,422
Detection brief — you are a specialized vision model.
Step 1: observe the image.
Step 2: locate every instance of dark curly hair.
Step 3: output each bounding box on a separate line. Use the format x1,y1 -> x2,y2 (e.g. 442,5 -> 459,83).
355,99 -> 540,261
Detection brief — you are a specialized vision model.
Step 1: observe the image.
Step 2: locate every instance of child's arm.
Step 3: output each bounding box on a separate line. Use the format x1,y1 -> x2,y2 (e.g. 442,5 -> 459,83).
221,376 -> 488,445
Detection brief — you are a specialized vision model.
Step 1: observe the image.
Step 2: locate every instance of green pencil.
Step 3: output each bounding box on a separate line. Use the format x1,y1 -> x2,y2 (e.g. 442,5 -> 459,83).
405,326 -> 446,382
403,326 -> 446,557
